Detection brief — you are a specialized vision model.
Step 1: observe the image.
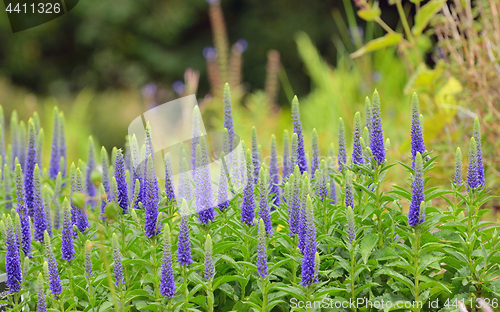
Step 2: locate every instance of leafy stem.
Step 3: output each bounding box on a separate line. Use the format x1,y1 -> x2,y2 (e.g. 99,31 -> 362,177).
349,243 -> 357,312
261,277 -> 268,312
413,225 -> 421,312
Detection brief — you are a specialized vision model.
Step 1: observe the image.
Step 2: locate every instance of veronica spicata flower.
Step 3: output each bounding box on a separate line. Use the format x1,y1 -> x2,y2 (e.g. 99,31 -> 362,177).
115,149 -> 129,214
301,196 -> 317,286
408,152 -> 425,226
49,107 -> 60,179
223,83 -> 235,151
164,153 -> 176,202
61,199 -> 74,262
291,96 -> 308,173
44,231 -> 62,296
269,134 -> 280,206
410,93 -> 426,167
5,216 -> 22,293
256,219 -> 269,278
195,137 -> 215,224
282,130 -> 291,181
467,137 -> 479,190
352,112 -> 364,165
454,147 -> 462,185
310,129 -> 320,178
160,224 -> 176,298
204,234 -> 214,279
473,117 -> 485,187
258,167 -> 272,235
369,90 -> 386,165
338,118 -> 347,172
177,199 -> 193,266
240,150 -> 255,226
14,164 -> 31,256
251,127 -> 260,184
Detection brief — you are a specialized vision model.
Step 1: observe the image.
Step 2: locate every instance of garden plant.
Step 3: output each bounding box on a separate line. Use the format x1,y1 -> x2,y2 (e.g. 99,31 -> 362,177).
0,84 -> 499,312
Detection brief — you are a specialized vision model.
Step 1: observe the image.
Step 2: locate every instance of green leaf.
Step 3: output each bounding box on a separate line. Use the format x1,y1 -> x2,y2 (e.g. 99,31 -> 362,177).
350,33 -> 403,58
360,233 -> 378,264
412,0 -> 446,36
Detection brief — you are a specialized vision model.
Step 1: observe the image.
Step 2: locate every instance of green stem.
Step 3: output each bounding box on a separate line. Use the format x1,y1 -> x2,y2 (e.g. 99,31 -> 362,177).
68,262 -> 75,299
413,226 -> 421,312
261,278 -> 268,312
396,1 -> 415,44
207,279 -> 214,312
97,225 -> 120,312
374,166 -> 383,247
120,284 -> 126,311
350,245 -> 357,312
291,236 -> 297,285
182,265 -> 189,311
305,285 -> 312,312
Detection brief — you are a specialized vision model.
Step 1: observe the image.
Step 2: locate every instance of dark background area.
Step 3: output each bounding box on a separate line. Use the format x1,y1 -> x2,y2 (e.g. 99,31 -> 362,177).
0,0 -> 401,102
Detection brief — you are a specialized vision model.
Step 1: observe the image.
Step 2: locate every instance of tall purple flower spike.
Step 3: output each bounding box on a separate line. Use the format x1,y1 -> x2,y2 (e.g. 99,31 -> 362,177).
352,112 -> 364,165
32,165 -> 47,242
369,90 -> 386,165
408,153 -> 425,227
223,84 -> 235,151
160,224 -> 176,299
473,117 -> 485,187
240,150 -> 255,226
49,107 -> 60,179
310,129 -> 320,178
256,219 -> 269,278
14,164 -> 31,257
5,216 -> 22,293
291,96 -> 308,173
269,134 -> 280,207
144,155 -> 160,238
25,120 -> 37,218
338,118 -> 346,172
115,150 -> 129,214
410,93 -> 426,168
177,200 -> 193,266
164,153 -> 176,202
301,196 -> 317,286
195,136 -> 215,224
467,137 -> 479,190
86,137 -> 97,208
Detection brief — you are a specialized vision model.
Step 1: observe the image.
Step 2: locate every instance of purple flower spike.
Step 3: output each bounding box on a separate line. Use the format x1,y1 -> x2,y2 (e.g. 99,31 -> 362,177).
454,147 -> 462,185
85,240 -> 92,278
164,153 -> 176,202
346,206 -> 356,243
352,112 -> 364,165
251,127 -> 260,184
301,196 -> 317,286
410,93 -> 426,167
369,90 -> 386,165
258,168 -> 272,235
33,165 -> 47,242
269,134 -> 281,207
282,130 -> 291,181
44,231 -> 62,296
291,96 -> 308,173
111,234 -> 124,286
467,137 -> 479,190
473,118 -> 485,187
177,200 -> 193,266
344,172 -> 354,210
14,164 -> 31,257
86,137 -> 96,207
338,118 -> 346,172
58,112 -> 67,178
160,224 -> 176,299
217,152 -> 229,211
408,153 -> 425,227
144,155 -> 160,238
223,84 -> 235,151
5,216 -> 22,293
60,199 -> 74,262
25,120 -> 37,218
101,147 -> 111,216
240,150 -> 255,226
195,137 -> 215,224
36,273 -> 46,312
256,219 -> 269,278
49,107 -> 60,180
115,150 -> 129,214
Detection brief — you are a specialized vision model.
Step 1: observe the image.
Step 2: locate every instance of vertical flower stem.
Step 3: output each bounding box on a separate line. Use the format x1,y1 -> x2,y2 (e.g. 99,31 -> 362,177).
350,244 -> 357,312
88,276 -> 95,312
207,279 -> 214,312
413,226 -> 421,312
291,236 -> 297,285
305,285 -> 312,312
374,166 -> 383,247
97,224 -> 120,312
120,283 -> 126,310
67,262 -> 75,299
182,265 -> 189,311
261,277 -> 268,312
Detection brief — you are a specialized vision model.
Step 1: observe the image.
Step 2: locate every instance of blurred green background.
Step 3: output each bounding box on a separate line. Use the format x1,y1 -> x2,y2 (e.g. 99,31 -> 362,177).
0,0 -> 498,198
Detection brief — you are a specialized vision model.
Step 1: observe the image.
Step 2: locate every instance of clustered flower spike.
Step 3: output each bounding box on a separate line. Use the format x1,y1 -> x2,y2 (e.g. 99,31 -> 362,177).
36,273 -> 46,312
111,233 -> 124,286
240,149 -> 255,226
5,216 -> 22,293
369,90 -> 386,165
473,117 -> 485,187
290,133 -> 299,170
410,93 -> 426,167
74,168 -> 89,233
251,127 -> 260,184
58,112 -> 67,177
195,137 -> 215,224
25,120 -> 38,218
223,84 -> 235,151
352,112 -> 364,165
19,121 -> 27,172
467,137 -> 479,190
177,199 -> 193,266
338,118 -> 347,172
344,172 -> 354,210
60,199 -> 74,262
164,153 -> 176,202
282,130 -> 291,181
101,147 -> 111,217
256,219 -> 269,278
86,137 -> 96,207
129,135 -> 142,209
291,96 -> 308,173
301,195 -> 318,286
258,167 -> 272,235
454,147 -> 462,185
14,164 -> 31,256
115,150 -> 129,214
287,166 -> 302,236
315,160 -> 328,200
269,134 -> 281,206
44,231 -> 62,296
160,224 -> 176,298
49,107 -> 60,179
33,165 -> 47,242
408,152 -> 425,227
310,129 -> 320,178
144,155 -> 160,238
217,152 -> 229,211
85,240 -> 92,278
297,175 -> 310,254
204,234 -> 214,280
